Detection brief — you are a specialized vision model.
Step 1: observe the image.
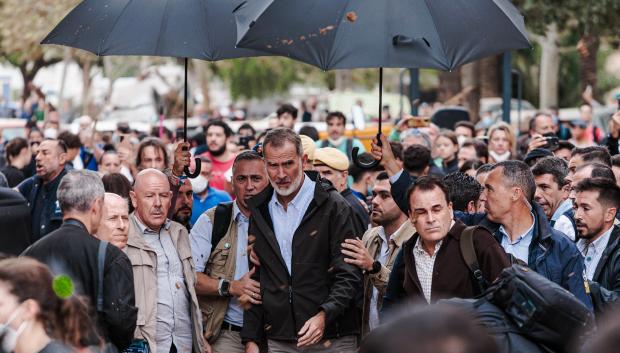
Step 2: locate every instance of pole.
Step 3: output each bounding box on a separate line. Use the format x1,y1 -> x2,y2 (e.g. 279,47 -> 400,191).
184,58 -> 188,142
501,52 -> 512,123
409,68 -> 420,115
378,67 -> 383,134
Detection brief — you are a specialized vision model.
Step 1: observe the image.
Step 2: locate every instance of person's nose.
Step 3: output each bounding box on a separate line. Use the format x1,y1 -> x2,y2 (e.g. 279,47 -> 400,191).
153,195 -> 162,207
117,216 -> 126,230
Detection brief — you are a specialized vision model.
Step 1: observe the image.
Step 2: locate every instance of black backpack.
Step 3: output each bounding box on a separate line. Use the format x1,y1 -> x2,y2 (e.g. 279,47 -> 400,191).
209,201 -> 235,256
484,265 -> 595,353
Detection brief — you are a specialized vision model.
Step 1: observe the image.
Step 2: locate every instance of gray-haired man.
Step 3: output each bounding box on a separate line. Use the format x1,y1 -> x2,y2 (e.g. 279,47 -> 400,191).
22,170 -> 138,351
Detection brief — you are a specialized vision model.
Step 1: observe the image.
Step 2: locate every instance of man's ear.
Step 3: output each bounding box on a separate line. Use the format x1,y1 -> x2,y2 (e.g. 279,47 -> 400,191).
604,207 -> 618,224
467,200 -> 476,214
301,154 -> 308,169
129,191 -> 138,209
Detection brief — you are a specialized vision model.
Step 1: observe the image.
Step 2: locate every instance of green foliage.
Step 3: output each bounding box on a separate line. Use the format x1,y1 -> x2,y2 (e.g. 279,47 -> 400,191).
220,57 -> 301,100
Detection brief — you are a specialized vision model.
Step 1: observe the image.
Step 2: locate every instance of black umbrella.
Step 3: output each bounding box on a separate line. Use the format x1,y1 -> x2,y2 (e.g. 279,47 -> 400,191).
234,0 -> 530,168
43,0 -> 268,177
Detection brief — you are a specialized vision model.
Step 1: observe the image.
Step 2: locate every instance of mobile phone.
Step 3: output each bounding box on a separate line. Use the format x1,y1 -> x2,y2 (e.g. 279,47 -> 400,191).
176,128 -> 185,141
407,116 -> 430,128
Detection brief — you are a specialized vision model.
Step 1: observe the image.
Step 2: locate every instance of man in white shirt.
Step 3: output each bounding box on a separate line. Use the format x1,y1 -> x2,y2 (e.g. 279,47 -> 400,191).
573,178 -> 620,315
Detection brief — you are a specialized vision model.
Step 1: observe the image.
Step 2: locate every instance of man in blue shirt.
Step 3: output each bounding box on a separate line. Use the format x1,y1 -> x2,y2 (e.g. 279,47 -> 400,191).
190,156 -> 232,226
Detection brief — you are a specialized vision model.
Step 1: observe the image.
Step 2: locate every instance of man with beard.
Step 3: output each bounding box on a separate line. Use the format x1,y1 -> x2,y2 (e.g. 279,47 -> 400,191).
573,178 -> 620,315
242,128 -> 361,353
191,151 -> 269,353
340,171 -> 414,334
317,111 -> 365,161
200,121 -> 236,193
531,157 -> 575,241
96,192 -> 130,250
17,139 -> 68,241
173,181 -> 194,231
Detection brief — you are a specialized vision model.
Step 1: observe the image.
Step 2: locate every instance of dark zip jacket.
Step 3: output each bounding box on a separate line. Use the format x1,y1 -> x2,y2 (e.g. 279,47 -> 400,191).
241,172 -> 362,344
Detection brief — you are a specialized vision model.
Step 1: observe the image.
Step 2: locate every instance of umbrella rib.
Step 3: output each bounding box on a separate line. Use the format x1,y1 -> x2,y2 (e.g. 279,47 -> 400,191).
99,0 -> 134,55
325,0 -> 354,70
201,0 -> 213,60
422,0 -> 451,70
154,0 -> 172,56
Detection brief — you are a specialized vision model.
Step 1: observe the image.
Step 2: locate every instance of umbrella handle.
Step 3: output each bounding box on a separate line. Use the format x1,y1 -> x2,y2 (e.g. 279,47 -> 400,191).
352,133 -> 382,169
184,156 -> 202,178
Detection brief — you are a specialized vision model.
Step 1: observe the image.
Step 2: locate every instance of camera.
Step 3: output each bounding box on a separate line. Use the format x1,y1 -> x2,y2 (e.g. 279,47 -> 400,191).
542,133 -> 559,151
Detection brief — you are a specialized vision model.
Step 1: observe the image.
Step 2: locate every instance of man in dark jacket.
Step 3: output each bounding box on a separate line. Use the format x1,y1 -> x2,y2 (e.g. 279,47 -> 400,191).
381,177 -> 510,316
17,139 -> 68,242
22,170 -> 137,350
573,178 -> 620,316
0,187 -> 32,255
241,128 -> 361,353
477,161 -> 592,308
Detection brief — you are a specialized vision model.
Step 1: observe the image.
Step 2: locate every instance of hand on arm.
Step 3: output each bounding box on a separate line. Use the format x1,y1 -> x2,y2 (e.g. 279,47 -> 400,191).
230,267 -> 262,305
341,238 -> 374,271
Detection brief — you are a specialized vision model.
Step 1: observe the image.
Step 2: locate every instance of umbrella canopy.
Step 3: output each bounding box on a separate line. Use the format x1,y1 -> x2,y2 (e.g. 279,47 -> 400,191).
43,0 -> 269,177
43,0 -> 266,61
234,0 -> 530,71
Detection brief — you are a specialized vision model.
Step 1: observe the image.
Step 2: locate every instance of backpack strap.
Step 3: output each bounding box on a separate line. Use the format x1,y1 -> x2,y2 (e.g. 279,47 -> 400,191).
459,226 -> 487,293
97,240 -> 108,312
207,202 -> 235,267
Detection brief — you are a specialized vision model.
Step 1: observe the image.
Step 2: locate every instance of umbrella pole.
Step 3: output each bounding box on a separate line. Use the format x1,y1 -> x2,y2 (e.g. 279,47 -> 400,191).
184,57 -> 188,143
350,67 -> 382,169
183,57 -> 201,178
378,67 -> 383,135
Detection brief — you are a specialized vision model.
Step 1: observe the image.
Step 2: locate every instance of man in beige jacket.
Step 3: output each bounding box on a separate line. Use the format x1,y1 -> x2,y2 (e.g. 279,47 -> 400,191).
127,169 -> 206,353
341,171 -> 414,334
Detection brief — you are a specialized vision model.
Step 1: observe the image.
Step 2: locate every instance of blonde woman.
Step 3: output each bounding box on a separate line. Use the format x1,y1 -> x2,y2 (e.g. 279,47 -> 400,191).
487,122 -> 515,163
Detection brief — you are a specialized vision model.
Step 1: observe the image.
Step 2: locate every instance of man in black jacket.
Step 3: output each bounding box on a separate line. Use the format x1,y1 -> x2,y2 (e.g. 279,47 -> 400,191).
22,170 -> 137,350
573,178 -> 620,316
241,128 -> 361,353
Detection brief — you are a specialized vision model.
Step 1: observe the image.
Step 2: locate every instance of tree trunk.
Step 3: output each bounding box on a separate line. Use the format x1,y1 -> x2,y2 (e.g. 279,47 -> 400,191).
437,69 -> 461,103
479,55 -> 500,98
538,23 -> 561,109
335,70 -> 352,91
461,61 -> 481,122
194,61 -> 211,110
80,58 -> 93,116
577,33 -> 600,97
57,48 -> 72,111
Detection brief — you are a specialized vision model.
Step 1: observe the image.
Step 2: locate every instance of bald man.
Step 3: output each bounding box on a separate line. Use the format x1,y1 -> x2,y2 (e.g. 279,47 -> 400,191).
126,169 -> 207,353
97,193 -> 130,249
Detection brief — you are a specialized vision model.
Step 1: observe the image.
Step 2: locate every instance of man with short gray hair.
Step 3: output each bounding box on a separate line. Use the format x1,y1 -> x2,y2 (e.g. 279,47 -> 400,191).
23,170 -> 138,350
479,160 -> 591,308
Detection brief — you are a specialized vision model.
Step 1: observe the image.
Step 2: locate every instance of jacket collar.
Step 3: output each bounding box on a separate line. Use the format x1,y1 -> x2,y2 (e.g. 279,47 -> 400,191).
248,171 -> 330,210
391,221 -> 416,248
593,225 -> 620,280
482,202 -> 552,245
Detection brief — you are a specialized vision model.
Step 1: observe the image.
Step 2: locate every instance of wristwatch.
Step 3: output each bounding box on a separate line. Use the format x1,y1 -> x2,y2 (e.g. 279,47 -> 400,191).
219,279 -> 231,297
368,260 -> 382,275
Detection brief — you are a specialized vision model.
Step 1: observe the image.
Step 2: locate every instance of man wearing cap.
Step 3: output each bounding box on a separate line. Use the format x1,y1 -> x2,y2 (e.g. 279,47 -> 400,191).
570,118 -> 597,148
313,147 -> 370,235
300,135 -> 316,171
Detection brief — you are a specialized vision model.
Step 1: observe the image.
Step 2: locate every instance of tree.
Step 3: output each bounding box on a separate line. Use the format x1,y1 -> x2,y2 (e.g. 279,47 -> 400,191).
0,0 -> 80,99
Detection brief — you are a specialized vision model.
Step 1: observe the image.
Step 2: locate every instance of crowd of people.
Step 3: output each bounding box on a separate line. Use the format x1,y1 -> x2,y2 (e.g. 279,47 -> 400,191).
1,100 -> 620,353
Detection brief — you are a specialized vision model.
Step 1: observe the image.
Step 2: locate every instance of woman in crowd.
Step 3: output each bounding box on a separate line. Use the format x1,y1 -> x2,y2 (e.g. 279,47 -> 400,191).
0,257 -> 100,353
435,130 -> 460,174
487,122 -> 515,163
